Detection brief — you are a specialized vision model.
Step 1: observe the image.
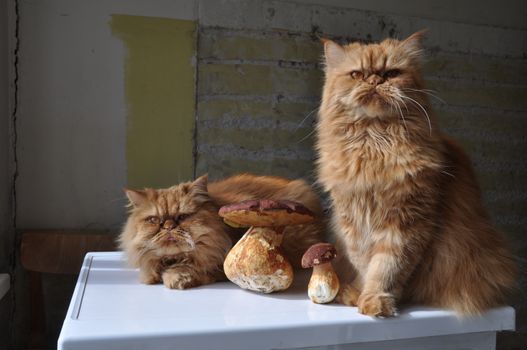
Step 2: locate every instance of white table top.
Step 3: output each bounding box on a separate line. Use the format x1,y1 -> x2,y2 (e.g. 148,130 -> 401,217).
58,252 -> 515,350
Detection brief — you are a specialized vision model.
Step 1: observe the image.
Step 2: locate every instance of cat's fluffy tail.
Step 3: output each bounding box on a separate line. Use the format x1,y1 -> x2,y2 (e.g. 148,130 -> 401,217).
279,179 -> 326,268
445,256 -> 517,315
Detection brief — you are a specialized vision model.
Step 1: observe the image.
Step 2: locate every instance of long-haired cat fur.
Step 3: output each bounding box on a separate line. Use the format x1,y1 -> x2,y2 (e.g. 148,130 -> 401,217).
119,174 -> 324,289
316,31 -> 516,316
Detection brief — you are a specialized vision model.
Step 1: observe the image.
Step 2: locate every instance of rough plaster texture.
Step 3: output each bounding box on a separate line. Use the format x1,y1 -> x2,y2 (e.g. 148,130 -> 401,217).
292,0 -> 527,30
5,0 -> 527,349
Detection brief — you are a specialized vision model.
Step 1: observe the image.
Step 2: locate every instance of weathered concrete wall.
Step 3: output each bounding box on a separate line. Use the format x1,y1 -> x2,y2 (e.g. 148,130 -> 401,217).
0,0 -> 11,271
0,0 -> 13,347
294,0 -> 527,30
197,29 -> 321,180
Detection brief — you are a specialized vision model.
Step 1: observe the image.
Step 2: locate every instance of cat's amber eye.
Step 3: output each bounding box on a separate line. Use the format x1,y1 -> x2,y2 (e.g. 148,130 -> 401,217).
146,216 -> 161,225
176,213 -> 190,223
384,69 -> 402,79
350,71 -> 364,80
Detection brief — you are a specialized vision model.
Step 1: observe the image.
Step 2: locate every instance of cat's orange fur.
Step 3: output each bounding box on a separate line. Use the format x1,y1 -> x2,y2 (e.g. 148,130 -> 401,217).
316,31 -> 516,316
119,174 -> 324,289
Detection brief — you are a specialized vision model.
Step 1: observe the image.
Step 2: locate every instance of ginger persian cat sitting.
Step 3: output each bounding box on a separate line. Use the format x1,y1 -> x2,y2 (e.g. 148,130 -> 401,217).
119,174 -> 323,289
316,31 -> 516,316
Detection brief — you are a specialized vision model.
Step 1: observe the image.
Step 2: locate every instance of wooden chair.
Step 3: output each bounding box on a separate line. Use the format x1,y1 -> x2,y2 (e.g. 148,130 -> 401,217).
20,230 -> 117,349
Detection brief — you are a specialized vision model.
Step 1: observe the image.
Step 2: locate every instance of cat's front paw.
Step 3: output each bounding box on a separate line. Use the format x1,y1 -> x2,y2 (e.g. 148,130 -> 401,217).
162,270 -> 197,290
139,272 -> 161,285
336,284 -> 361,306
357,292 -> 397,317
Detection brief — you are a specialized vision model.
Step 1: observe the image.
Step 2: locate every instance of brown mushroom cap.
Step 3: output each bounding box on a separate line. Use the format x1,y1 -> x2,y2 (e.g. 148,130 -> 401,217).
218,199 -> 315,227
301,243 -> 337,268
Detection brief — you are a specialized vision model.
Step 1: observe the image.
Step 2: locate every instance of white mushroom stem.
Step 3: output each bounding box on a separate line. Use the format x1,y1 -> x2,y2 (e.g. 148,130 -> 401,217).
308,262 -> 340,304
223,226 -> 293,293
252,225 -> 284,246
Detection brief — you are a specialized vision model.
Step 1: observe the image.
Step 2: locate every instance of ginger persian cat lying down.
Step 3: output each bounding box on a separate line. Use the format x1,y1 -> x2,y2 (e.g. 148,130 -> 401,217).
316,31 -> 516,316
119,174 -> 323,289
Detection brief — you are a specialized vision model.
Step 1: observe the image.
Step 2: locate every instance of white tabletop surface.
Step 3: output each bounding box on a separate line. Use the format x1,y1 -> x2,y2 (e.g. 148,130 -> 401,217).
58,252 -> 515,350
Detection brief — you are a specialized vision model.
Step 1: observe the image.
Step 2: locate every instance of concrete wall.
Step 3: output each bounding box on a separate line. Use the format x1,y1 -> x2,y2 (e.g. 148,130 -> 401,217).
14,0 -> 527,239
6,0 -> 527,348
1,0 -> 11,270
0,0 -> 14,348
294,0 -> 527,29
16,0 -> 197,231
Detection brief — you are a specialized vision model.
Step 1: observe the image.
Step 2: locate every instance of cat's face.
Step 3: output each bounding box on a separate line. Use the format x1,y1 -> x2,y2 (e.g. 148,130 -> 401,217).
323,31 -> 426,119
124,175 -> 216,256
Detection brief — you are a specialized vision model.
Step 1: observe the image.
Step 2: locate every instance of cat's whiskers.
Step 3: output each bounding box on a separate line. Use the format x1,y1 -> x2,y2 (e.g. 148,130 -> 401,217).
395,93 -> 433,136
296,128 -> 317,144
387,95 -> 409,135
441,170 -> 456,178
148,227 -> 196,252
151,231 -> 166,243
174,228 -> 197,250
402,95 -> 432,135
401,88 -> 446,104
296,106 -> 328,144
387,95 -> 395,115
340,88 -> 366,110
295,107 -> 318,131
137,244 -> 156,259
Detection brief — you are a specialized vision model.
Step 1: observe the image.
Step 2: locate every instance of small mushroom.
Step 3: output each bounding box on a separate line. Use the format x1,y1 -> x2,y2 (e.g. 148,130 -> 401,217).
219,199 -> 315,293
302,243 -> 340,303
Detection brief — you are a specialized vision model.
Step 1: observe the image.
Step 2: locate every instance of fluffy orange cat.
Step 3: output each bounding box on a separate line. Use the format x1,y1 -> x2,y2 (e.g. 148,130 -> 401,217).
119,174 -> 323,289
316,31 -> 516,316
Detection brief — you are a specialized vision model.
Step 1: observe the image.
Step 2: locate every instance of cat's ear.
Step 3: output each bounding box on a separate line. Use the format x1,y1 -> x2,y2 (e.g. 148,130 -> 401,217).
323,39 -> 346,67
124,188 -> 147,207
191,174 -> 208,193
189,174 -> 210,204
401,29 -> 427,59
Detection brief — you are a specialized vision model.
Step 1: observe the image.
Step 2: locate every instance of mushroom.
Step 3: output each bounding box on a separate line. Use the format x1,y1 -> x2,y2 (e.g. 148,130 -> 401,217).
302,243 -> 340,303
219,199 -> 315,293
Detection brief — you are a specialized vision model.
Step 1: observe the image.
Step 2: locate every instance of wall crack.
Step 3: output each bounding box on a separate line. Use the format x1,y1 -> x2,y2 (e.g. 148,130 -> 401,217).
9,0 -> 20,346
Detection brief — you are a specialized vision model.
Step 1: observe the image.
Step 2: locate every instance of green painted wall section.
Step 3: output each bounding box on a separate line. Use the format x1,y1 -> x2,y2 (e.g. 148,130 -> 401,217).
111,15 -> 196,189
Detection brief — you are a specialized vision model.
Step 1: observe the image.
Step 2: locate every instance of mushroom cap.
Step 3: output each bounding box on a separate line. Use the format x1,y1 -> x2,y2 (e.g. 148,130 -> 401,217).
218,199 -> 315,227
301,243 -> 337,268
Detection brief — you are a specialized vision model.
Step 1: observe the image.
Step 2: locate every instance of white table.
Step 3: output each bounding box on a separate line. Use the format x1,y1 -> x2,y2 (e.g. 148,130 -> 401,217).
58,252 -> 515,350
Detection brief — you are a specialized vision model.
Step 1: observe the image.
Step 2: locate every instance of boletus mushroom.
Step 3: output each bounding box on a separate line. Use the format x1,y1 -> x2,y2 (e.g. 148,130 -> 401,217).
302,243 -> 340,303
219,199 -> 315,293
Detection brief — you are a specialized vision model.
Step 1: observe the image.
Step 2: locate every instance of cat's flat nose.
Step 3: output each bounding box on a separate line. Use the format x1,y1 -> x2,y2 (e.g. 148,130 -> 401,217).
367,74 -> 384,85
163,219 -> 175,230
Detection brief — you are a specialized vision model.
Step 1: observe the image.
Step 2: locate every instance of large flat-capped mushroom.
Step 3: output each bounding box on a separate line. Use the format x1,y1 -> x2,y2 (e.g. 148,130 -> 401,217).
302,243 -> 340,303
220,199 -> 315,293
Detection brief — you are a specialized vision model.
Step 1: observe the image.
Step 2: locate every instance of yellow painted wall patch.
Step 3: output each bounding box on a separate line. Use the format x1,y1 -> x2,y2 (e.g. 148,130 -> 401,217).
111,15 -> 196,189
